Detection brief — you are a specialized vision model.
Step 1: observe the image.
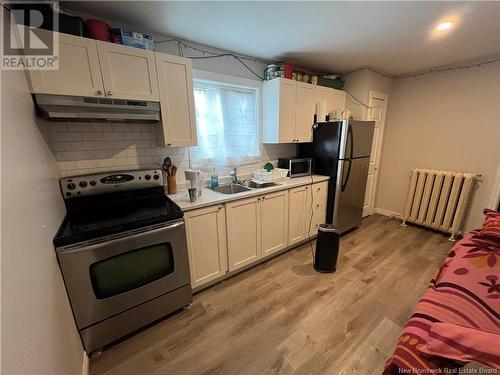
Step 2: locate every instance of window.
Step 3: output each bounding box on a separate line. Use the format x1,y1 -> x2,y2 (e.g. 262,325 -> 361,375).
190,80 -> 259,167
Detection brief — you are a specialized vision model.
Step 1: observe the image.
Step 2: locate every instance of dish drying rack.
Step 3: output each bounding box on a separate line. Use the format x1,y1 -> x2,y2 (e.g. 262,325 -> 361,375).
252,168 -> 289,183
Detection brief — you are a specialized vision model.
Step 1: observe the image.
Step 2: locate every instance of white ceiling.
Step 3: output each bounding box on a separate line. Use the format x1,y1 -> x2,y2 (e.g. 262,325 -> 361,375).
63,1 -> 500,75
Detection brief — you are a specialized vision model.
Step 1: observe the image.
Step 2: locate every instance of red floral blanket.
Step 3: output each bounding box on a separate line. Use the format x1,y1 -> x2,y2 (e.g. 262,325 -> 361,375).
383,231 -> 500,374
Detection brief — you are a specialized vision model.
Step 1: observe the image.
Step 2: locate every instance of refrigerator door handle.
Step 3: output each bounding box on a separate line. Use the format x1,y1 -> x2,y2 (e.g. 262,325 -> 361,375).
341,159 -> 352,192
348,123 -> 354,159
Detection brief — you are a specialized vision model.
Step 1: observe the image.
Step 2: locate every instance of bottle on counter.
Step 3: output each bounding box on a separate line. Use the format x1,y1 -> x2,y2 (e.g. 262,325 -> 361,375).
210,165 -> 219,188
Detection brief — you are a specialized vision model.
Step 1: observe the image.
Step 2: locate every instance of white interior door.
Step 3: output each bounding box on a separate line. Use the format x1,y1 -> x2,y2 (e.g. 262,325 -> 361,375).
363,91 -> 388,217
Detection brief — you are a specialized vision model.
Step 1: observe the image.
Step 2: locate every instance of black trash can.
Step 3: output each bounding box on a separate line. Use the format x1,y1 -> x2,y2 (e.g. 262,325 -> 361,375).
314,224 -> 340,273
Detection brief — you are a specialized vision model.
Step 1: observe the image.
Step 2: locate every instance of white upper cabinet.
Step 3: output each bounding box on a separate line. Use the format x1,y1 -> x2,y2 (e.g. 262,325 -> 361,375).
155,53 -> 197,147
331,88 -> 346,110
97,41 -> 159,101
28,32 -> 104,97
295,82 -> 315,142
263,78 -> 296,143
264,78 -> 346,144
313,85 -> 346,122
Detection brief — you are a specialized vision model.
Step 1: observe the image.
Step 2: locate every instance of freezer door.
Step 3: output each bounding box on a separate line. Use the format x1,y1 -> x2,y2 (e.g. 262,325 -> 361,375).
333,157 -> 370,233
344,120 -> 375,159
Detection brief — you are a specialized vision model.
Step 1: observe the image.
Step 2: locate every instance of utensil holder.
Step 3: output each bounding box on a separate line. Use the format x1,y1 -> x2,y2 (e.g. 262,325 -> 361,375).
167,176 -> 177,194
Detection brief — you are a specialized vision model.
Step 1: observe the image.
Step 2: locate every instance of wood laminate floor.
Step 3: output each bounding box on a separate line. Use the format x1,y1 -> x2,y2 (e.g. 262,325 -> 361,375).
90,215 -> 454,375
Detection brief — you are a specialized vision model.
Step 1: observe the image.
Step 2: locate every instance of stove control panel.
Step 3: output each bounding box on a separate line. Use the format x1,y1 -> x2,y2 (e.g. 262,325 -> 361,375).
60,169 -> 163,199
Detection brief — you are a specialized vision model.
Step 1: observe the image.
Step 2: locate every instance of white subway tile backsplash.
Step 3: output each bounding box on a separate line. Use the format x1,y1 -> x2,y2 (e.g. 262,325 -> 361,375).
60,151 -> 87,160
94,141 -> 116,150
75,160 -> 99,169
103,132 -> 124,141
144,148 -> 162,156
65,123 -> 92,132
117,157 -> 139,166
126,148 -> 144,157
112,123 -> 132,132
97,158 -> 118,168
48,121 -> 293,183
49,123 -> 68,132
54,132 -> 82,142
71,141 -> 94,151
123,132 -> 142,141
57,161 -> 76,170
91,123 -> 113,132
137,156 -> 153,164
53,142 -> 72,152
131,124 -> 150,131
86,150 -> 114,159
82,132 -> 104,141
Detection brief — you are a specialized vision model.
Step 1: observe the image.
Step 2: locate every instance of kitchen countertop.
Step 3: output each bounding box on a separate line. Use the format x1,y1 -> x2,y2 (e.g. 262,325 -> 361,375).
168,175 -> 330,212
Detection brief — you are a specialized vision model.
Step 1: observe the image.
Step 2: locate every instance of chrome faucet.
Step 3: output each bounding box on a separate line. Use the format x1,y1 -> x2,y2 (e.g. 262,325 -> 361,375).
230,167 -> 239,184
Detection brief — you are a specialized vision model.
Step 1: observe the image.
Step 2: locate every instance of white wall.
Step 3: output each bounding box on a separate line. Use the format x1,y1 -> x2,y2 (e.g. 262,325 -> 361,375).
343,69 -> 393,120
1,68 -> 84,374
376,62 -> 500,230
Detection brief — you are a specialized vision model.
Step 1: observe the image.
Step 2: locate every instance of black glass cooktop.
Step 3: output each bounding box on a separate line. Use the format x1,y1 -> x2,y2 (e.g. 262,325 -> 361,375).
54,187 -> 183,247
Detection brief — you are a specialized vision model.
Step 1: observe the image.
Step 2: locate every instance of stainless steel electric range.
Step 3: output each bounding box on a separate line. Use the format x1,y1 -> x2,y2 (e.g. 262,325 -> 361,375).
54,168 -> 192,353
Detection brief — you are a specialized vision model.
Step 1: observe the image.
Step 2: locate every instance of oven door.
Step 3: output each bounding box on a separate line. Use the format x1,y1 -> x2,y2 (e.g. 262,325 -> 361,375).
56,219 -> 190,329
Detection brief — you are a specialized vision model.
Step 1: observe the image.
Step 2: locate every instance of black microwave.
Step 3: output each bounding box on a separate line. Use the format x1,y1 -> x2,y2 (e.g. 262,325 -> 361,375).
278,158 -> 313,178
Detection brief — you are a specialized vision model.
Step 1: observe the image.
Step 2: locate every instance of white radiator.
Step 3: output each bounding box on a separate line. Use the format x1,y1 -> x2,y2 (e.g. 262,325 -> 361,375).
401,168 -> 480,240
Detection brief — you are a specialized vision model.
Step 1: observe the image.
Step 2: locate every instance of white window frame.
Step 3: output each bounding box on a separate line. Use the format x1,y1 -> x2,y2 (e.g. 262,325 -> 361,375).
191,69 -> 263,167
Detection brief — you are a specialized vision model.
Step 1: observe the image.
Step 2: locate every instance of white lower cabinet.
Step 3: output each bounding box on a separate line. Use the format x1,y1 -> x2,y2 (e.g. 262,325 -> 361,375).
310,181 -> 329,236
260,190 -> 289,257
186,181 -> 328,288
226,197 -> 261,271
288,185 -> 312,245
184,205 -> 227,288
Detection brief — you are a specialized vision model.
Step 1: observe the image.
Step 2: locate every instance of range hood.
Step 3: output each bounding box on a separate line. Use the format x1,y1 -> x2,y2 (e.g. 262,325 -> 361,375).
33,94 -> 161,122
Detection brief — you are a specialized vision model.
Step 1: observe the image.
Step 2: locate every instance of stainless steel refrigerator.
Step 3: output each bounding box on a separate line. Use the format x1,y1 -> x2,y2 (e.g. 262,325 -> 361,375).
299,120 -> 375,234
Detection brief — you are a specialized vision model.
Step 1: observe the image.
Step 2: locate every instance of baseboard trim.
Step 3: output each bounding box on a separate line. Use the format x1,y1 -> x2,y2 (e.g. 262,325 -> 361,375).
374,208 -> 402,219
82,351 -> 89,375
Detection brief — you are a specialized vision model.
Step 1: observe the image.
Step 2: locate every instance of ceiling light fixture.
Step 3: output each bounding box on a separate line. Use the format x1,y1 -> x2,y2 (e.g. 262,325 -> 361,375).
436,21 -> 454,31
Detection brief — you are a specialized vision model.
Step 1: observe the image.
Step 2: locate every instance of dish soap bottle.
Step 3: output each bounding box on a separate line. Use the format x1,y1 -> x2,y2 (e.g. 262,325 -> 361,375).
210,165 -> 219,188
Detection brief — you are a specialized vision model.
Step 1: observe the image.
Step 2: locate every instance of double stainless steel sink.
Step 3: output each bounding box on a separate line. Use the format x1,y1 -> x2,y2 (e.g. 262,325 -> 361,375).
212,181 -> 280,195
212,184 -> 251,194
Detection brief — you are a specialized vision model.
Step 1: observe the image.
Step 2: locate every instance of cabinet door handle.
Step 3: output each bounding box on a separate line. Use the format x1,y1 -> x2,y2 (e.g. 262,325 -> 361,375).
218,205 -> 222,210
96,90 -> 103,96
106,90 -> 113,96
166,143 -> 172,147
316,204 -> 320,208
262,196 -> 266,200
305,186 -> 309,190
